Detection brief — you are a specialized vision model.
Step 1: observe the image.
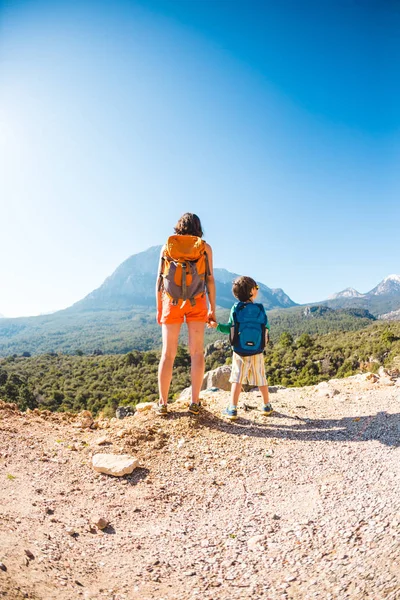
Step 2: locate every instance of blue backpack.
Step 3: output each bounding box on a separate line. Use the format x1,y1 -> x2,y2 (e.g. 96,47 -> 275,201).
229,302 -> 268,356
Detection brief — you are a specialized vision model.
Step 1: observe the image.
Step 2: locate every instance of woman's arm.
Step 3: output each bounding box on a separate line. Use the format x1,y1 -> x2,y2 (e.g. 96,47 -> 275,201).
155,246 -> 165,324
204,242 -> 216,321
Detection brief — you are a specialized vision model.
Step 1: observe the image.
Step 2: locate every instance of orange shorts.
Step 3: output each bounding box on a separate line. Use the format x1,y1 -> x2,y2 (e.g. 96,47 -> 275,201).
160,294 -> 208,325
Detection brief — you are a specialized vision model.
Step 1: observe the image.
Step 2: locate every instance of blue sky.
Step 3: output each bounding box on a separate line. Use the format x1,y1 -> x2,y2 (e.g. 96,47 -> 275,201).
0,0 -> 399,317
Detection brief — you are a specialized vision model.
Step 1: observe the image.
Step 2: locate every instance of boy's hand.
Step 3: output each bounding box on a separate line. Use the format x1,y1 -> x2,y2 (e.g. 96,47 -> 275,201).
207,320 -> 218,329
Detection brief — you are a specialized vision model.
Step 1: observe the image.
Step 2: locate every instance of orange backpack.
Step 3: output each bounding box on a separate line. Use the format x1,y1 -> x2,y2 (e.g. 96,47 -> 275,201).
158,235 -> 210,305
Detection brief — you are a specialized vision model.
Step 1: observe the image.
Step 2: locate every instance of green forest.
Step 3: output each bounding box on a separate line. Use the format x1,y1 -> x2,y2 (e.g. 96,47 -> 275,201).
0,304 -> 376,357
0,321 -> 399,417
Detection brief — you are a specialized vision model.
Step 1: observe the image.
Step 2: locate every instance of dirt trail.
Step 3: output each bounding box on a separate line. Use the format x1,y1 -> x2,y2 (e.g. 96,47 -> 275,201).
1,374 -> 399,600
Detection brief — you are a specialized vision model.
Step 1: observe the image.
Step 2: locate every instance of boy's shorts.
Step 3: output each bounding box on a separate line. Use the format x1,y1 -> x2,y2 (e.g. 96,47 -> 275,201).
160,293 -> 208,325
230,352 -> 268,387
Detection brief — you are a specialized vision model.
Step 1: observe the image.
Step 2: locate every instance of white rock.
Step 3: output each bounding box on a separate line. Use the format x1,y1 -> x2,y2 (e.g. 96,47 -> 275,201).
379,377 -> 395,387
91,453 -> 139,476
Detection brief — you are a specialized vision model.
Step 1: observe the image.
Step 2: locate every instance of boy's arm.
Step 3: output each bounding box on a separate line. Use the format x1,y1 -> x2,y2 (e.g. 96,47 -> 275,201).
215,305 -> 235,334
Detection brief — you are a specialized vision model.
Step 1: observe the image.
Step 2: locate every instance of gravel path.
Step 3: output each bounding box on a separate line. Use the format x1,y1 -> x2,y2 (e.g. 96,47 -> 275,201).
0,373 -> 399,600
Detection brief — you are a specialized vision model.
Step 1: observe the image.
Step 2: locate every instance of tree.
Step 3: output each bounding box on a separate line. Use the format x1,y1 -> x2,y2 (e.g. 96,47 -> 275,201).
381,328 -> 395,345
0,369 -> 8,385
297,333 -> 313,348
18,386 -> 38,411
279,332 -> 294,348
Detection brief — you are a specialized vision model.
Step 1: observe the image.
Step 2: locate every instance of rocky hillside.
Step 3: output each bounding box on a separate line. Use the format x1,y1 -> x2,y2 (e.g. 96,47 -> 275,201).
0,369 -> 399,600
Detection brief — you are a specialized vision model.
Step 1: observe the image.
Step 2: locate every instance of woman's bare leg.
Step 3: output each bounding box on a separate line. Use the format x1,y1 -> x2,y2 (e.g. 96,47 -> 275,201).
158,323 -> 181,404
187,321 -> 206,404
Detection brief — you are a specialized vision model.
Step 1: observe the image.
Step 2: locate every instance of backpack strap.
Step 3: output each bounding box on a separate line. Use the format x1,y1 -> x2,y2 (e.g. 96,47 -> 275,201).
203,250 -> 211,295
157,256 -> 165,292
181,262 -> 187,301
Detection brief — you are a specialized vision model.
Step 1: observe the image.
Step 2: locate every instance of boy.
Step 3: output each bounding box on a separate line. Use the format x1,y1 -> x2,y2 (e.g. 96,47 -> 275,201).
208,276 -> 273,420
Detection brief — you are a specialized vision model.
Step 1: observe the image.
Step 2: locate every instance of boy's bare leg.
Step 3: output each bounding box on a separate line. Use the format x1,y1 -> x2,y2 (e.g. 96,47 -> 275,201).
230,382 -> 242,407
259,384 -> 273,415
259,385 -> 270,405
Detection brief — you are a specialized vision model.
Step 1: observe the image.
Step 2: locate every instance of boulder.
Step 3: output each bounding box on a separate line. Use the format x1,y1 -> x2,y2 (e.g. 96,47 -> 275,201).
178,387 -> 192,400
204,339 -> 230,357
268,385 -> 286,393
201,365 -> 232,392
91,453 -> 139,477
115,406 -> 135,419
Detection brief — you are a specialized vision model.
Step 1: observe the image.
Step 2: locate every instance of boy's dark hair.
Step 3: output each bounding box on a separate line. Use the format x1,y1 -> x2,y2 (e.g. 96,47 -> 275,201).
232,276 -> 258,302
174,213 -> 203,237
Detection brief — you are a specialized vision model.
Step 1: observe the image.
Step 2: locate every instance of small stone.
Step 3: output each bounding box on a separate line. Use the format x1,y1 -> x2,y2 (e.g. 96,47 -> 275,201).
0,562 -> 7,571
247,535 -> 265,551
66,527 -> 77,536
184,462 -> 194,471
24,549 -> 35,560
91,516 -> 109,530
95,436 -> 110,446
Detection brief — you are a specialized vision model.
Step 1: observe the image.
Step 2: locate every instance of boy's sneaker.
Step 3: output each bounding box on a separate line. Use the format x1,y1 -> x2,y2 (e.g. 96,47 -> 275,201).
154,403 -> 168,416
188,402 -> 201,415
261,403 -> 274,416
222,406 -> 238,421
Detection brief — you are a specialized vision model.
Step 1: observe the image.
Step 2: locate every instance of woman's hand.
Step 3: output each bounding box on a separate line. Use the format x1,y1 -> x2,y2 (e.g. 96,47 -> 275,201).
207,309 -> 216,323
207,319 -> 218,329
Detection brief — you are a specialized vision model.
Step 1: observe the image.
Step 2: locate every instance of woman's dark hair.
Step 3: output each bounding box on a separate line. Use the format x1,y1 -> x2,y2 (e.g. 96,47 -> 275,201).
232,276 -> 258,302
174,213 -> 203,237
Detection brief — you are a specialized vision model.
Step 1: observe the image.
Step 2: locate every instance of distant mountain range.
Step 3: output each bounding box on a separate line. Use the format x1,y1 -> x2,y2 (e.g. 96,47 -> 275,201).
70,246 -> 296,312
324,274 -> 400,316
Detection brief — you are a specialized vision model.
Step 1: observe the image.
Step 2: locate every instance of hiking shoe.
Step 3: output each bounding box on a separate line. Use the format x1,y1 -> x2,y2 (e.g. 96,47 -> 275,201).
154,403 -> 168,416
188,402 -> 201,415
222,406 -> 238,421
261,403 -> 274,416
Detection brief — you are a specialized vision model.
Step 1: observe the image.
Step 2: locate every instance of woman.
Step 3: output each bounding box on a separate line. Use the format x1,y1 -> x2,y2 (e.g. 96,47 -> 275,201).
155,213 -> 216,416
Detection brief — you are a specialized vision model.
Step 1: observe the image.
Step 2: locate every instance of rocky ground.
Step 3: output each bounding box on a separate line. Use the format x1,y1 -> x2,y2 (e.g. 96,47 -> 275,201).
0,371 -> 399,600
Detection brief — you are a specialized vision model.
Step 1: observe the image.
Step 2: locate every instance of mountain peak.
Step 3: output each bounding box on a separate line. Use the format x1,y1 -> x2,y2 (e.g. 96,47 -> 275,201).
383,274 -> 400,283
71,246 -> 296,312
369,274 -> 400,296
329,287 -> 364,299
